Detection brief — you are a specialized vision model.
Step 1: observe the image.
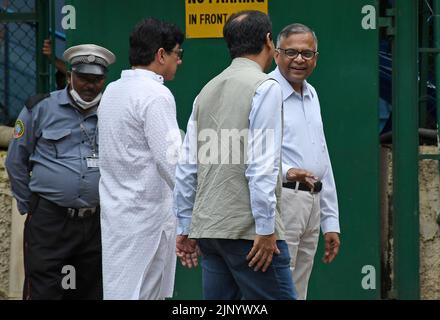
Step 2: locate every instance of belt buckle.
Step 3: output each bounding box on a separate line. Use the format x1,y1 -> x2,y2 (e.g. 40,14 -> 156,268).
66,207 -> 95,218
67,208 -> 76,218
311,181 -> 322,194
78,208 -> 94,218
78,208 -> 86,218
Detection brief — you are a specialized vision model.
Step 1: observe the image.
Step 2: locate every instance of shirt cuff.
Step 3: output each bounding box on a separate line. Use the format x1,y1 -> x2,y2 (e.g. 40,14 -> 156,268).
282,166 -> 289,183
255,216 -> 275,235
177,217 -> 192,235
321,218 -> 340,234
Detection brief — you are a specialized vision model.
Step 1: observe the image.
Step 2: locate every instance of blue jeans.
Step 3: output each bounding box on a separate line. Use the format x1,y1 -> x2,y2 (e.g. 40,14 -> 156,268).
197,238 -> 297,300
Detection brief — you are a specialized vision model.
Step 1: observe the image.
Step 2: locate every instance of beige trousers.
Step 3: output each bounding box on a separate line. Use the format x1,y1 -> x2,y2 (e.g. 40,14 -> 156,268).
281,187 -> 320,300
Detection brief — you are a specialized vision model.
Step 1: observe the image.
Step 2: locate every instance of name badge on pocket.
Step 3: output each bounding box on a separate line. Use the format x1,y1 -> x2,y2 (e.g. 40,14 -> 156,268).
86,156 -> 99,168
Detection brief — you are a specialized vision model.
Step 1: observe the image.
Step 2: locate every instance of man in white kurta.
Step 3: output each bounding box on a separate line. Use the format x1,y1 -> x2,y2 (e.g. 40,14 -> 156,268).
97,18 -> 184,300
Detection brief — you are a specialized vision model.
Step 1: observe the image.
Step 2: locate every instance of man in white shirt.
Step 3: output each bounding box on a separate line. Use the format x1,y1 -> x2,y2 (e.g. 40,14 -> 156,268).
98,18 -> 183,300
269,23 -> 341,300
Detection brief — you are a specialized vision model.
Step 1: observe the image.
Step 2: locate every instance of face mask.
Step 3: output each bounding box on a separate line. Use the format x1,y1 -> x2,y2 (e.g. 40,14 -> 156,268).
69,75 -> 102,110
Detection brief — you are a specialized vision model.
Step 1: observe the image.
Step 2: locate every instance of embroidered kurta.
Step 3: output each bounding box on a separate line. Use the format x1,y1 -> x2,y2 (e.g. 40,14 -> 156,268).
98,69 -> 181,299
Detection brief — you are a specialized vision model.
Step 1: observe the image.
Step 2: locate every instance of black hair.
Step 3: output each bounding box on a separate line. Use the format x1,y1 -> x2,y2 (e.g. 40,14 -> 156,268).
129,18 -> 184,67
223,10 -> 272,59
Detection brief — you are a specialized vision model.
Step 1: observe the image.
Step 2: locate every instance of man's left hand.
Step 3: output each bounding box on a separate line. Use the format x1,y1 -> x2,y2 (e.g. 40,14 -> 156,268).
322,232 -> 340,264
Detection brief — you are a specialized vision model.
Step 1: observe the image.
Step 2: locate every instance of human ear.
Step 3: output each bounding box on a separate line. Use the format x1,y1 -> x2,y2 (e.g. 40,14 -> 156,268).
66,71 -> 72,84
157,48 -> 166,65
266,32 -> 275,50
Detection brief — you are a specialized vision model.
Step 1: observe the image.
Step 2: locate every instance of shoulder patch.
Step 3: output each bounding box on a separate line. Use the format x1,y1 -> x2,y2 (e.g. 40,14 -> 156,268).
25,93 -> 50,110
13,119 -> 25,139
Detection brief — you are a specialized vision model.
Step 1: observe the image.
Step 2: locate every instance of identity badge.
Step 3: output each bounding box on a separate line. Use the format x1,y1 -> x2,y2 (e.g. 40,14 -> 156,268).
86,156 -> 99,168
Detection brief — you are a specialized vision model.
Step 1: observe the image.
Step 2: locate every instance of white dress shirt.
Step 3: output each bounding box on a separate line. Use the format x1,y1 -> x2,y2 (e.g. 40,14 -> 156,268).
270,67 -> 340,234
174,79 -> 283,236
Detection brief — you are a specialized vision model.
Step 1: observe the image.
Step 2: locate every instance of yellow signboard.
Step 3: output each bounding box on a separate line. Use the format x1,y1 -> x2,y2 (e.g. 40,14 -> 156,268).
185,0 -> 268,39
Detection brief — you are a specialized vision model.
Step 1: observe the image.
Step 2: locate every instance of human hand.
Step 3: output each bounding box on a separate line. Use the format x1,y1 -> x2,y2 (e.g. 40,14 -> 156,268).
42,39 -> 52,58
246,234 -> 280,272
322,232 -> 340,264
176,235 -> 200,269
286,168 -> 318,189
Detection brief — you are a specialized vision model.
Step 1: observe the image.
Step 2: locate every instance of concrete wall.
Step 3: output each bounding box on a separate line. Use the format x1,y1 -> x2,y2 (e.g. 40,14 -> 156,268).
419,146 -> 440,299
382,145 -> 440,299
0,150 -> 25,299
0,151 -> 12,298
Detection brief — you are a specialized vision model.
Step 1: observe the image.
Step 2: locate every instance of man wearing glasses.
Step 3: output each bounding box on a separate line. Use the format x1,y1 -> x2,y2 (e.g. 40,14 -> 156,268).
98,18 -> 183,300
269,23 -> 341,300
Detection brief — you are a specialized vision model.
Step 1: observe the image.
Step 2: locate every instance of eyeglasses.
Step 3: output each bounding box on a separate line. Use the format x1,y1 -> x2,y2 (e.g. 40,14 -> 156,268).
170,48 -> 184,59
277,48 -> 318,60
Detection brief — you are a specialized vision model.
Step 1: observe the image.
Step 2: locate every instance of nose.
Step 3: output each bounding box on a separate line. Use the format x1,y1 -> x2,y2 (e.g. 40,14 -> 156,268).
84,82 -> 96,90
293,54 -> 306,63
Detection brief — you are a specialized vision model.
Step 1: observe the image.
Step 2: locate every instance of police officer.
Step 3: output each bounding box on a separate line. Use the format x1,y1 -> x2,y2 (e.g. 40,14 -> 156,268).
6,44 -> 115,300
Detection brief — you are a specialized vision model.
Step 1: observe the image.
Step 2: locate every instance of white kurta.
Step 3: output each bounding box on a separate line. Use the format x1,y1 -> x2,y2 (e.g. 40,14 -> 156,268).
98,69 -> 181,299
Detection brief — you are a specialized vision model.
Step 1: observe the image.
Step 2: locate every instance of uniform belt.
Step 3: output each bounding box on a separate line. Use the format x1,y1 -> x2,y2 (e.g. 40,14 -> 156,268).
282,181 -> 322,193
33,194 -> 99,219
66,207 -> 98,219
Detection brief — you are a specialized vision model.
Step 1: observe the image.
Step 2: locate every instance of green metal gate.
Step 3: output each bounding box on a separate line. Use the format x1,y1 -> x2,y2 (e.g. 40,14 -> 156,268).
0,0 -> 39,125
0,0 -> 66,126
67,0 -> 380,299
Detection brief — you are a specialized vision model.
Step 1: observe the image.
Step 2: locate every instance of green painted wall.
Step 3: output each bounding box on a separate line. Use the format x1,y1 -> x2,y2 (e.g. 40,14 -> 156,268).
67,0 -> 379,299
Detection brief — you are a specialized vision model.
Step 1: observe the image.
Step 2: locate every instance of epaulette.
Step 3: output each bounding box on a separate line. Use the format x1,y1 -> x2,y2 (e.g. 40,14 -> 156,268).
25,93 -> 51,110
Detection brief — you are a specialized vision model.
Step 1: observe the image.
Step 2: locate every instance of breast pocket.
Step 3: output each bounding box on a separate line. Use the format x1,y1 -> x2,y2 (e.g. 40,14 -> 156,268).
42,129 -> 73,159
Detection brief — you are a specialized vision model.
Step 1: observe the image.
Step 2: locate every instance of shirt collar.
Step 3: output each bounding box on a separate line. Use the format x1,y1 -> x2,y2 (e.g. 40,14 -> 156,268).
56,87 -> 73,105
231,57 -> 263,71
302,80 -> 314,99
121,68 -> 164,84
270,67 -> 314,101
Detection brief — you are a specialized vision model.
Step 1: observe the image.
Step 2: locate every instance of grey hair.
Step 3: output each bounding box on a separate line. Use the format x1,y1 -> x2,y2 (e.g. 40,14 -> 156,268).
276,23 -> 318,50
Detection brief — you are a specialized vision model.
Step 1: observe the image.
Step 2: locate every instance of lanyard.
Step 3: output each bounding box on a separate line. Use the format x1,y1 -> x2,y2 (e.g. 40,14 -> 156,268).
80,122 -> 98,156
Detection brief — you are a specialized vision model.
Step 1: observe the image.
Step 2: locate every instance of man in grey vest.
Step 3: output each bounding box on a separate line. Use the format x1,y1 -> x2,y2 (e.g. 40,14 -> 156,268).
174,10 -> 296,300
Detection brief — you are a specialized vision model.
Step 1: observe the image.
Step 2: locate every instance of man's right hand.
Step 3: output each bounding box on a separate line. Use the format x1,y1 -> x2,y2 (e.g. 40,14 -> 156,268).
176,235 -> 200,269
286,168 -> 318,189
246,234 -> 280,272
